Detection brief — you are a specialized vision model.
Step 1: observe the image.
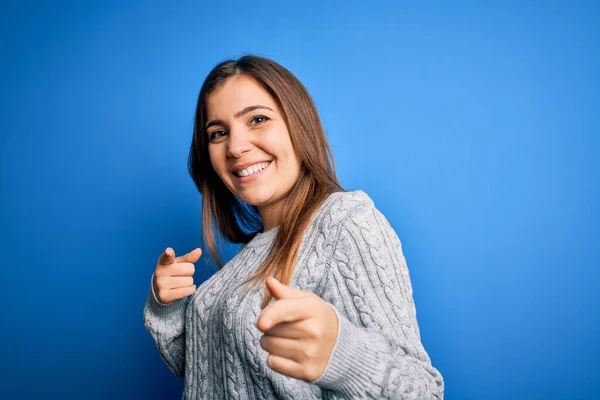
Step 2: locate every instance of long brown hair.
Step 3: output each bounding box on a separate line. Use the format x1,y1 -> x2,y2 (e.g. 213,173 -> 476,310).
188,55 -> 344,309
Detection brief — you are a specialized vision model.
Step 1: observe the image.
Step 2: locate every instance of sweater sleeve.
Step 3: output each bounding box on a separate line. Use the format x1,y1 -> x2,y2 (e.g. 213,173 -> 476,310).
143,273 -> 189,379
311,200 -> 444,399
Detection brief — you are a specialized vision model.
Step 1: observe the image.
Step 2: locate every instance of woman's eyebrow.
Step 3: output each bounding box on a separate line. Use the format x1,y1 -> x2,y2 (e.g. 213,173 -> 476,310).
206,105 -> 274,130
234,105 -> 274,118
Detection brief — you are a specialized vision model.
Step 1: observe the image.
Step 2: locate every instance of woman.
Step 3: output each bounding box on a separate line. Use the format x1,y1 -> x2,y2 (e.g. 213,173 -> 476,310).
143,55 -> 444,399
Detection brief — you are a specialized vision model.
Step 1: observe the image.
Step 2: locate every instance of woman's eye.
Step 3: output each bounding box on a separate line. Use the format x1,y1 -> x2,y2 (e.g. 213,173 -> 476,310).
250,115 -> 269,125
210,130 -> 227,141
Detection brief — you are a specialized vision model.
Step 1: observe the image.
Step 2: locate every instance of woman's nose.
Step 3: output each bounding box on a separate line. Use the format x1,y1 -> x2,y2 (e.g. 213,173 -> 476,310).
226,130 -> 252,158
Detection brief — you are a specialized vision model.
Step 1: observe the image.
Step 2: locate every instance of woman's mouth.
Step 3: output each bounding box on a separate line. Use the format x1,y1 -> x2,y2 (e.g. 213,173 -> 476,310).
233,161 -> 272,183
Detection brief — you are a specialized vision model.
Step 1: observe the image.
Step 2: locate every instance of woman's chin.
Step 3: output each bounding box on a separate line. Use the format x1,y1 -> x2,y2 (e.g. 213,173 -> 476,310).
236,190 -> 275,207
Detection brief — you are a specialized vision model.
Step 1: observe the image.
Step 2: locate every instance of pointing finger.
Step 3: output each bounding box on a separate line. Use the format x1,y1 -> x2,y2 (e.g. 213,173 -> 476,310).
258,297 -> 314,332
175,248 -> 202,264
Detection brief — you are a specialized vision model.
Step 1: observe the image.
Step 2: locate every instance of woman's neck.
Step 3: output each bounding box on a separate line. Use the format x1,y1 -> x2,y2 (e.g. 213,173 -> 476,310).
257,200 -> 284,231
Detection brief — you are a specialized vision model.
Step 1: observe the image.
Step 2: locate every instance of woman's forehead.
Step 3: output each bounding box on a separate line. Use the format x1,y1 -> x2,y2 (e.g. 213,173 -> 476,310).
206,76 -> 277,118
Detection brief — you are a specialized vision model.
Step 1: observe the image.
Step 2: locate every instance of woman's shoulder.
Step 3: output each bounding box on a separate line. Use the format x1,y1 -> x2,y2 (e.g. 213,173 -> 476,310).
311,189 -> 376,231
329,188 -> 372,204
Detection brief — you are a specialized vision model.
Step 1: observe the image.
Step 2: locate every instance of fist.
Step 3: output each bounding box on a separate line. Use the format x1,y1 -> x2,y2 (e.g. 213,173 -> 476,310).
153,247 -> 202,304
257,277 -> 339,382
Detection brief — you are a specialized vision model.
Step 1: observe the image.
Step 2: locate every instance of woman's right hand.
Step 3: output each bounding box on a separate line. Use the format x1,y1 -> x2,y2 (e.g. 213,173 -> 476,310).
153,247 -> 202,304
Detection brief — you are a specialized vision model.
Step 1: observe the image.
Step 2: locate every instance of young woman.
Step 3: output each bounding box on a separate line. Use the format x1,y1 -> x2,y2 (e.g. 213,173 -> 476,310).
144,55 -> 444,399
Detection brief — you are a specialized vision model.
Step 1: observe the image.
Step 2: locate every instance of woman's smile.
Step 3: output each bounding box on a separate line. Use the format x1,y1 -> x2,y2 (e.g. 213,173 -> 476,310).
232,160 -> 273,184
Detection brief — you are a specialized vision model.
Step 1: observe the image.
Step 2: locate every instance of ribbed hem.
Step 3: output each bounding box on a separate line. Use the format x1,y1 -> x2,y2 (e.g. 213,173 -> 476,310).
310,304 -> 382,396
146,273 -> 188,319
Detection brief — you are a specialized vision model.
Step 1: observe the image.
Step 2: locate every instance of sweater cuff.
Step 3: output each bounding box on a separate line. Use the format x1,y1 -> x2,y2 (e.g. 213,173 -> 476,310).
146,273 -> 189,319
310,304 -> 384,396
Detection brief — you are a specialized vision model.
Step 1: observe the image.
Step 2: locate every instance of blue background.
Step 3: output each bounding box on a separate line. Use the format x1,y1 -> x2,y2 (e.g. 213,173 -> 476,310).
1,1 -> 598,399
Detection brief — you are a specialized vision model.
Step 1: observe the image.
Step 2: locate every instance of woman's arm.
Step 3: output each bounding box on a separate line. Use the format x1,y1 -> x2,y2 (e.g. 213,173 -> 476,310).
143,274 -> 189,379
312,200 -> 444,399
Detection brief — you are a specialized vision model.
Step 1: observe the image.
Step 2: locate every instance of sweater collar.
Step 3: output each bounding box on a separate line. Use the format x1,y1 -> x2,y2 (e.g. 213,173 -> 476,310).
246,224 -> 280,249
243,190 -> 350,249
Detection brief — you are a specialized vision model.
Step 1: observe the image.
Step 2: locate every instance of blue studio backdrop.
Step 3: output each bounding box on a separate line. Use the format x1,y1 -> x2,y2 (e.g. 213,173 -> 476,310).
1,1 -> 598,399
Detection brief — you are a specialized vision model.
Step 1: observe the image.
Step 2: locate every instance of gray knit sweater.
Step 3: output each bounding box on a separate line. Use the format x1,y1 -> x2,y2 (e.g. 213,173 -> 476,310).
143,190 -> 444,399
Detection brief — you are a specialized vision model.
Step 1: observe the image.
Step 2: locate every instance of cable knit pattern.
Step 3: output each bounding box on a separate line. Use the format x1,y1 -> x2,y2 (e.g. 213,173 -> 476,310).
143,190 -> 444,399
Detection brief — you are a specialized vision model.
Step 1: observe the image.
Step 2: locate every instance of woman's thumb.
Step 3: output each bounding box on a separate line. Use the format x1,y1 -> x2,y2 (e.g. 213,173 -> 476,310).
158,247 -> 176,265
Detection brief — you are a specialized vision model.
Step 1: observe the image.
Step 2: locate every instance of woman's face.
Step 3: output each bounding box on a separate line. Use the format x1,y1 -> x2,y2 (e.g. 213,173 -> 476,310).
206,75 -> 302,218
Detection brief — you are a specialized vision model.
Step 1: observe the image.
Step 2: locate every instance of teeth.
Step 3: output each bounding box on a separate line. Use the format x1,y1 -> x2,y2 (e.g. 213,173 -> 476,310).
236,161 -> 270,177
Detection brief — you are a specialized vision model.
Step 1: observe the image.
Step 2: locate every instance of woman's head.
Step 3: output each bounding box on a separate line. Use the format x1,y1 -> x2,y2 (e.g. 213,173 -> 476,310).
204,74 -> 301,227
188,55 -> 343,306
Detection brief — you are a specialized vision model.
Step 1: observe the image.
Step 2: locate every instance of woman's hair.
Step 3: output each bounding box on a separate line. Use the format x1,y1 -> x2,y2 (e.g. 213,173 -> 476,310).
188,55 -> 344,308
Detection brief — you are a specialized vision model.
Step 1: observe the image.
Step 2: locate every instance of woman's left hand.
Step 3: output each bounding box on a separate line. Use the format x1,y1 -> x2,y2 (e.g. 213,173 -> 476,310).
257,276 -> 339,382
